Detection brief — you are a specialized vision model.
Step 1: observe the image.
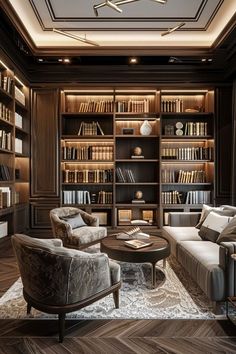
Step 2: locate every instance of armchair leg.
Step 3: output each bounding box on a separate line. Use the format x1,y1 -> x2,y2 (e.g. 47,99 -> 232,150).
58,313 -> 66,343
113,289 -> 119,309
27,303 -> 32,315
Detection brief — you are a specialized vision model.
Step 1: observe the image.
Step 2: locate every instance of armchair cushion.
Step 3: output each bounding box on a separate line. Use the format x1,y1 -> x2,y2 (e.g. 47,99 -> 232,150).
68,226 -> 107,247
60,212 -> 87,229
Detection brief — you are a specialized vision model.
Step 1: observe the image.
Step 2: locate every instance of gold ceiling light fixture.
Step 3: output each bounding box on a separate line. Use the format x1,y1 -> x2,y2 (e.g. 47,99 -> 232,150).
161,22 -> 186,36
52,28 -> 100,47
94,0 -> 167,17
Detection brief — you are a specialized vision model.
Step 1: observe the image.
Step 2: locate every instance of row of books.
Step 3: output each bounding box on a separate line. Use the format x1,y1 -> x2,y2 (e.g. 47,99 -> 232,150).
161,190 -> 211,204
0,130 -> 12,150
116,99 -> 150,113
0,74 -> 13,95
78,121 -> 104,136
66,99 -> 114,113
62,145 -> 113,161
0,187 -> 11,208
184,122 -> 208,136
161,99 -> 184,113
0,102 -> 12,122
116,167 -> 135,183
62,190 -> 113,204
185,190 -> 211,204
162,169 -> 207,183
161,147 -> 213,160
15,112 -> 23,128
15,138 -> 23,154
63,169 -> 113,183
15,86 -> 26,106
0,164 -> 11,181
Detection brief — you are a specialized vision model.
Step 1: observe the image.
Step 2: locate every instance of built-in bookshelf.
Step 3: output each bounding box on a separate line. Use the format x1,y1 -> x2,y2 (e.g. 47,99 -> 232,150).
0,58 -> 29,237
160,89 -> 215,225
59,88 -> 215,228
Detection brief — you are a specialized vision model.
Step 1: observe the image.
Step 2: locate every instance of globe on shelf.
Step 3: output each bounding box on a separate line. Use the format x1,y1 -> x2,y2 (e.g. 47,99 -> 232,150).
133,146 -> 142,156
135,190 -> 143,200
140,120 -> 152,135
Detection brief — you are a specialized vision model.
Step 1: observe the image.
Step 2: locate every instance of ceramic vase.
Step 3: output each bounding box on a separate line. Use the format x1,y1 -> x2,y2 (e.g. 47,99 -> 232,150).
140,120 -> 152,135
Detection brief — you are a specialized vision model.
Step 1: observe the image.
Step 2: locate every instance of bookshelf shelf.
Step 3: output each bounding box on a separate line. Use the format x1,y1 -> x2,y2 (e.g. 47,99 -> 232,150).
160,88 -> 215,225
116,159 -> 158,162
62,182 -> 113,186
61,135 -> 114,140
0,58 -> 30,236
116,135 -> 158,138
116,182 -> 159,186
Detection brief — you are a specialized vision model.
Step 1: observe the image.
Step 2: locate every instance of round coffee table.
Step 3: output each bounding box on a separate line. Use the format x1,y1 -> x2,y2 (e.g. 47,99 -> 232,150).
101,235 -> 170,288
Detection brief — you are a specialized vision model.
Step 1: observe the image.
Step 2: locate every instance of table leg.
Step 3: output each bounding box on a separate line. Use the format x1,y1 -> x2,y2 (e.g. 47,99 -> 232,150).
151,262 -> 157,288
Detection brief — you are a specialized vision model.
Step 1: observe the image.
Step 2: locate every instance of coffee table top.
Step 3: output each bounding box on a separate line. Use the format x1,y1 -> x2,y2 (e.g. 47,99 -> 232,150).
101,235 -> 170,264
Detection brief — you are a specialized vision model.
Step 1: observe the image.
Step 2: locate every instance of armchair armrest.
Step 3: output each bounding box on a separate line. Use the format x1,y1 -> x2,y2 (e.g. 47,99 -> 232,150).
167,212 -> 201,227
79,209 -> 99,226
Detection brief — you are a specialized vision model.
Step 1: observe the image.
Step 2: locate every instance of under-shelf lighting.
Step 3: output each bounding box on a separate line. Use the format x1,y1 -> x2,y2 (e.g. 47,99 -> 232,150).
14,76 -> 25,87
0,60 -> 9,70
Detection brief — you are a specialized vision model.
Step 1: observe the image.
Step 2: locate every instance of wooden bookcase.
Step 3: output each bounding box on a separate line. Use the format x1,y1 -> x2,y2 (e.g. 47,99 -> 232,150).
160,89 -> 215,226
59,88 -> 215,229
0,58 -> 30,237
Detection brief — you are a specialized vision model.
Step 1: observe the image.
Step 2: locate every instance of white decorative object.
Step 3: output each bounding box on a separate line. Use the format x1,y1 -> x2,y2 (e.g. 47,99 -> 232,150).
140,120 -> 152,135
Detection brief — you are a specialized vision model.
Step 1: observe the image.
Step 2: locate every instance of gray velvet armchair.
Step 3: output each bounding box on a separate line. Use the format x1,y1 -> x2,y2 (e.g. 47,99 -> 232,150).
50,207 -> 107,250
11,233 -> 121,342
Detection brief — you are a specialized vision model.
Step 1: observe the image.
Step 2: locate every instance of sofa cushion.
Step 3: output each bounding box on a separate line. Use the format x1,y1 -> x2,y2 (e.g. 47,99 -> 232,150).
195,204 -> 223,229
60,213 -> 87,229
177,241 -> 225,301
162,226 -> 201,257
199,211 -> 233,242
68,226 -> 107,247
217,216 -> 236,243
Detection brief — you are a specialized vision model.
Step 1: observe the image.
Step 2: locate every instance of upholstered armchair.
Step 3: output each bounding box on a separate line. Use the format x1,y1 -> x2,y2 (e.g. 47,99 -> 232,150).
11,234 -> 121,342
50,207 -> 107,250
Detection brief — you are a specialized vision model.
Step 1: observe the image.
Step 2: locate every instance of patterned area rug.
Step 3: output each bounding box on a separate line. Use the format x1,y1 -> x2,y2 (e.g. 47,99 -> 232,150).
0,257 -> 221,320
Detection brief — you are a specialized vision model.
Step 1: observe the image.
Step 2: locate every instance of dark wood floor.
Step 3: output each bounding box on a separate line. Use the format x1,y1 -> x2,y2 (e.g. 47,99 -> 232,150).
1,236 -> 236,354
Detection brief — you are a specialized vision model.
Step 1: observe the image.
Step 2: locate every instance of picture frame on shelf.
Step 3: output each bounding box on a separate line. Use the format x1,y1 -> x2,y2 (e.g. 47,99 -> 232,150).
91,212 -> 108,226
142,210 -> 154,224
118,209 -> 132,225
121,128 -> 135,135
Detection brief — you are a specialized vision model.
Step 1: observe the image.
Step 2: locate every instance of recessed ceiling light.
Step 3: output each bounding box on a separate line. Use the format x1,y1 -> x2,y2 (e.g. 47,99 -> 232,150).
58,59 -> 63,62
129,57 -> 138,64
63,58 -> 70,63
201,58 -> 207,62
38,58 -> 44,62
208,58 -> 213,62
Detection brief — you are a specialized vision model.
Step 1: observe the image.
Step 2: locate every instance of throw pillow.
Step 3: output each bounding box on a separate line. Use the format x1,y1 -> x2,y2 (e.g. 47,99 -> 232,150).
199,211 -> 233,243
216,216 -> 236,243
60,213 -> 87,229
195,204 -> 223,229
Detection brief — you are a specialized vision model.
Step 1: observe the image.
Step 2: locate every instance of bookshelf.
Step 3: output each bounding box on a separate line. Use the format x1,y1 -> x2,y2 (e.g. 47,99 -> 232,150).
60,90 -> 115,227
0,58 -> 29,237
59,88 -> 215,229
160,89 -> 215,226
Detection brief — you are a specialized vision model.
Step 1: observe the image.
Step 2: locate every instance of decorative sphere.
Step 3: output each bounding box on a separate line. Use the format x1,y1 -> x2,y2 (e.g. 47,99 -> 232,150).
135,190 -> 143,199
133,146 -> 142,156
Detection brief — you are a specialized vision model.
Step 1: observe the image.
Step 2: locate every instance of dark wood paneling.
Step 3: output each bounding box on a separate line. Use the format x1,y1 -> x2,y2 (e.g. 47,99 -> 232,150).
215,86 -> 233,205
14,204 -> 28,233
30,200 -> 60,229
31,89 -> 59,197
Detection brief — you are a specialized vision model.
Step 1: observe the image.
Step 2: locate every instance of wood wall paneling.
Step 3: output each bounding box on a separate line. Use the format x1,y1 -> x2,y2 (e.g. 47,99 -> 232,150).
30,200 -> 60,229
31,89 -> 59,197
215,86 -> 233,205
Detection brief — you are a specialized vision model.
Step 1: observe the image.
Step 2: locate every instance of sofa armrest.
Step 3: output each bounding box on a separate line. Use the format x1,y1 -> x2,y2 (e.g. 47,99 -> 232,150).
219,241 -> 236,297
167,212 -> 201,227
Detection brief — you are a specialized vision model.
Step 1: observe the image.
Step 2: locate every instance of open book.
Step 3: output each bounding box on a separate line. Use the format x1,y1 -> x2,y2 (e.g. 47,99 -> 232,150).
114,227 -> 150,240
124,240 -> 153,249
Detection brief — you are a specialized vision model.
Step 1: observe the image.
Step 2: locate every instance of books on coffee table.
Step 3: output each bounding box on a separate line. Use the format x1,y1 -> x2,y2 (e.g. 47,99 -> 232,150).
115,226 -> 149,240
124,240 -> 153,249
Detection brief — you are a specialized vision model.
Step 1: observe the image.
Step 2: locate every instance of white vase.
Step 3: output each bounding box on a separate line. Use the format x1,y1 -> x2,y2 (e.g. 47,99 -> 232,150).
140,120 -> 152,135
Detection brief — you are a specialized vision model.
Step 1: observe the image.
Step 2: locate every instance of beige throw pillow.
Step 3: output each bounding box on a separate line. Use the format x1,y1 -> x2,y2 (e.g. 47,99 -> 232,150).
195,204 -> 223,229
217,216 -> 236,243
199,211 -> 233,243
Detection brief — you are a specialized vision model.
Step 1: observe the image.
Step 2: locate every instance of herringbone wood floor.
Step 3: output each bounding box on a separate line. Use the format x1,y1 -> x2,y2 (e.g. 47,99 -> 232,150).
0,236 -> 236,354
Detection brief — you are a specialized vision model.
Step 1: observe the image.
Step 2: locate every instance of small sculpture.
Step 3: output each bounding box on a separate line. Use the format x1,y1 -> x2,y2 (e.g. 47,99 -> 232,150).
140,120 -> 152,135
133,146 -> 142,156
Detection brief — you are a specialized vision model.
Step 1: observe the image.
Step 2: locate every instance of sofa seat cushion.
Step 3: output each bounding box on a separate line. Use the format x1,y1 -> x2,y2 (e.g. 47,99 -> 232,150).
67,226 -> 107,247
177,241 -> 225,301
162,226 -> 201,257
